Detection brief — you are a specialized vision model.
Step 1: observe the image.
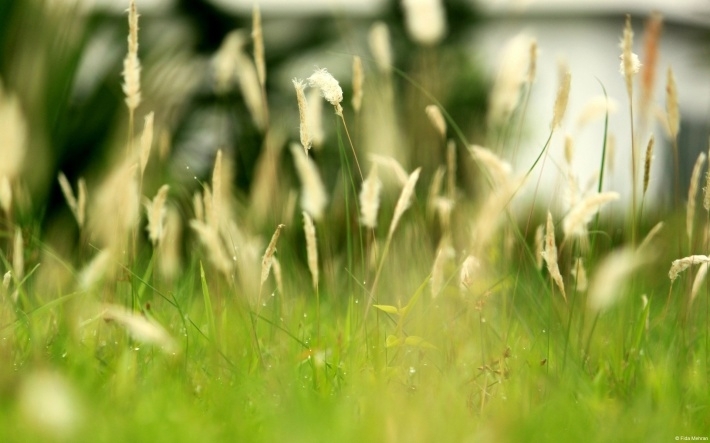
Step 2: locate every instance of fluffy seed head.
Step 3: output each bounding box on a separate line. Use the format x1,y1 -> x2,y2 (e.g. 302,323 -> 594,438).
388,168 -> 421,238
139,112 -> 154,176
588,248 -> 642,311
190,220 -> 232,277
260,224 -> 285,288
687,152 -> 706,242
401,0 -> 447,46
641,12 -> 663,110
459,255 -> 480,292
571,258 -> 588,292
690,262 -> 709,305
102,304 -> 177,353
293,79 -> 312,152
562,192 -> 620,238
290,144 -> 328,220
469,145 -> 512,189
551,61 -> 571,129
425,105 -> 446,139
352,56 -> 364,114
307,68 -> 343,116
541,212 -> 566,302
252,4 -> 265,87
669,255 -> 710,282
359,165 -> 382,229
488,33 -> 533,126
0,175 -> 10,216
368,22 -> 392,74
303,212 -> 319,290
620,14 -> 638,96
643,135 -> 655,195
144,184 -> 170,246
122,0 -> 141,111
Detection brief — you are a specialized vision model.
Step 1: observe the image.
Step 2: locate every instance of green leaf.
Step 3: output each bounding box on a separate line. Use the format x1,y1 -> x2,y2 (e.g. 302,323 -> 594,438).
385,335 -> 401,348
374,304 -> 400,315
404,336 -> 436,349
200,262 -> 217,347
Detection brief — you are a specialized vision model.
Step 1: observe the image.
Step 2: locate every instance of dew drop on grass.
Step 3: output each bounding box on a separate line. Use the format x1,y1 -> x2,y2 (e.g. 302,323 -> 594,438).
354,300 -> 358,304
409,367 -> 416,375
303,313 -> 307,318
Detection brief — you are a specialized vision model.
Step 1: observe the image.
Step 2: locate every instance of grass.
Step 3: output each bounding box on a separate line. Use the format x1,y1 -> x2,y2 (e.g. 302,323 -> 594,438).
0,3 -> 709,442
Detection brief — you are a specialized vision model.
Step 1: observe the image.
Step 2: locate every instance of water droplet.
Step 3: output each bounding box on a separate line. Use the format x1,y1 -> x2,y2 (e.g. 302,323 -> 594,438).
409,367 -> 416,375
303,313 -> 307,318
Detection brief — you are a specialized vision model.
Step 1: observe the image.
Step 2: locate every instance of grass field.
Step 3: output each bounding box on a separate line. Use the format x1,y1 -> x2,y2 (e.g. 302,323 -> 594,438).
0,2 -> 709,442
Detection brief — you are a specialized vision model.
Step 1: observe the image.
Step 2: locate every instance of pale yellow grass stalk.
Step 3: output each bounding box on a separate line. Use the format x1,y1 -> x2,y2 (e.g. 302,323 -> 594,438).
388,168 -> 421,239
426,166 -> 445,217
690,262 -> 708,305
122,0 -> 141,115
606,134 -> 617,173
307,68 -> 343,117
666,67 -> 679,139
58,173 -> 88,228
527,40 -> 538,84
571,258 -> 588,292
541,212 -> 566,302
469,145 -> 512,188
306,88 -> 324,149
193,191 -> 204,223
272,257 -> 284,295
237,52 -> 266,130
430,241 -> 453,298
359,165 -> 382,229
252,4 -> 265,87
13,227 -> 23,283
143,184 -> 169,246
102,304 -> 177,353
368,154 -> 408,186
58,172 -> 78,219
290,144 -> 328,220
90,161 -> 139,252
352,56 -> 364,114
564,135 -> 574,166
425,104 -> 446,139
260,224 -> 285,292
0,82 -> 27,180
551,61 -> 571,129
588,248 -> 641,311
157,205 -> 182,281
447,140 -> 456,200
190,220 -> 232,277
79,249 -> 113,290
687,152 -> 706,242
303,212 -> 319,290
434,197 -> 454,232
77,178 -> 87,228
638,221 -> 664,253
0,176 -> 11,216
488,33 -> 533,126
642,135 -> 655,195
368,22 -> 392,74
459,255 -> 480,292
202,186 -> 215,230
563,192 -> 620,238
2,271 -> 10,292
669,255 -> 710,282
211,150 -> 223,227
292,79 -> 311,152
534,224 -> 544,270
139,112 -> 154,177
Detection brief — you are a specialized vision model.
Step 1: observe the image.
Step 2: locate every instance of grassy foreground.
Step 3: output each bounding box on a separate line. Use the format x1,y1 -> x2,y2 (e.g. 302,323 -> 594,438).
0,3 -> 709,442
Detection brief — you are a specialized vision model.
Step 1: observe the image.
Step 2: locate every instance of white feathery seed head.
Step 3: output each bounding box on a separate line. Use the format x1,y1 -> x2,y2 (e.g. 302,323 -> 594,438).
307,68 -> 343,116
401,0 -> 447,46
359,165 -> 382,229
290,143 -> 328,220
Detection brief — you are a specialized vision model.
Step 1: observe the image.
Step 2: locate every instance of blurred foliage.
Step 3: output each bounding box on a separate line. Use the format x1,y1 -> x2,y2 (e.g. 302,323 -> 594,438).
0,0 -> 488,236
